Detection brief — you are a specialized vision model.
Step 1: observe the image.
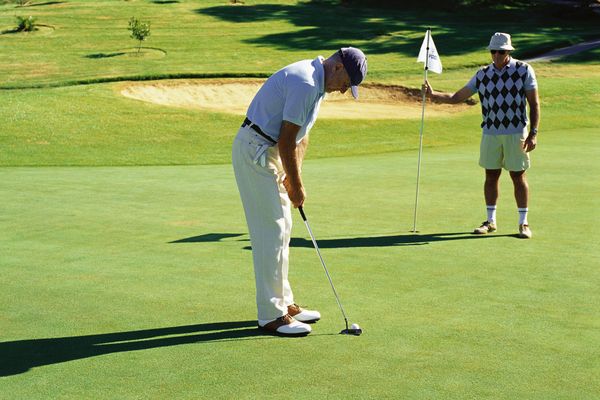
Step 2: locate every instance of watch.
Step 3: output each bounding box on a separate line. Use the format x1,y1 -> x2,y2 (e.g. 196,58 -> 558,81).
529,128 -> 538,136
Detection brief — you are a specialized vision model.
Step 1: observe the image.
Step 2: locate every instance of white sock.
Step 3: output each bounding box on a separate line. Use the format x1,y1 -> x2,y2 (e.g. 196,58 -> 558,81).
486,205 -> 497,223
518,208 -> 528,225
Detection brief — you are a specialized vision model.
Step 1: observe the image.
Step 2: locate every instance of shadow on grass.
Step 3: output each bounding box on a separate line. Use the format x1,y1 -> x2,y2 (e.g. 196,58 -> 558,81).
16,1 -> 65,7
196,2 -> 600,57
170,233 -> 245,243
171,232 -> 518,249
197,3 -> 434,55
0,320 -> 266,377
151,0 -> 179,3
0,24 -> 54,35
289,232 -> 518,248
85,52 -> 126,59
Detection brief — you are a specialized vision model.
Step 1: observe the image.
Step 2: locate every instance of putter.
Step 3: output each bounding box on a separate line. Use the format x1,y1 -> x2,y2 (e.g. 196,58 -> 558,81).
298,206 -> 362,336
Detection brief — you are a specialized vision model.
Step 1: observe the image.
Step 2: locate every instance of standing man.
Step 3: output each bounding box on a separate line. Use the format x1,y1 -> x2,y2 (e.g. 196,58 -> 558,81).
232,48 -> 367,336
423,32 -> 540,239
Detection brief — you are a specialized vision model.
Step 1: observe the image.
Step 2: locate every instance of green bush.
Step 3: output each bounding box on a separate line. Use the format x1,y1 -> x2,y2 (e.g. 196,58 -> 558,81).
15,15 -> 37,32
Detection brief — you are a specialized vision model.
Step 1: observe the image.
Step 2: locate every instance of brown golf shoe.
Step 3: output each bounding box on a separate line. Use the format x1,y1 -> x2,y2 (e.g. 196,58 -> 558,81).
258,314 -> 311,337
287,303 -> 321,323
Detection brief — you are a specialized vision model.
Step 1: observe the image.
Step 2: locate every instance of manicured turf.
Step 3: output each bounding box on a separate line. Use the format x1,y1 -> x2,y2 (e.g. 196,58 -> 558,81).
1,0 -> 599,398
2,130 -> 599,398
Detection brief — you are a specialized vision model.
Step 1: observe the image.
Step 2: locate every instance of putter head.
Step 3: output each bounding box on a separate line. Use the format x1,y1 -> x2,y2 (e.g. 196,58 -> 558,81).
340,327 -> 362,336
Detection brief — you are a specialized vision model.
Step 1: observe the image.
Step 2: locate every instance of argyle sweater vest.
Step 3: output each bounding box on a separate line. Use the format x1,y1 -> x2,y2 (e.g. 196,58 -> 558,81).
475,61 -> 531,135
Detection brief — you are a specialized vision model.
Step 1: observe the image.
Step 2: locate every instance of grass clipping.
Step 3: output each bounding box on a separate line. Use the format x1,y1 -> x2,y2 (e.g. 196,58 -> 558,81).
120,79 -> 475,119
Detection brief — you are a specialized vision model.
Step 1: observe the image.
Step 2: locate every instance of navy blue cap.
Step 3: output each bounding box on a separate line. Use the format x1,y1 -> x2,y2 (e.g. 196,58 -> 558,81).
338,47 -> 367,99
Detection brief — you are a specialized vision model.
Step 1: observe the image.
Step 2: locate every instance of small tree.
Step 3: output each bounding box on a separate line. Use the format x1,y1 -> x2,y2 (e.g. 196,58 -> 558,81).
128,17 -> 150,54
15,15 -> 37,32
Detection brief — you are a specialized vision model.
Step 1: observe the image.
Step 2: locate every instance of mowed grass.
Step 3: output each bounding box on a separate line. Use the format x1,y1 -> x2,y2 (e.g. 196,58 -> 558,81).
1,0 -> 600,398
1,61 -> 599,166
1,0 -> 599,88
1,130 -> 599,398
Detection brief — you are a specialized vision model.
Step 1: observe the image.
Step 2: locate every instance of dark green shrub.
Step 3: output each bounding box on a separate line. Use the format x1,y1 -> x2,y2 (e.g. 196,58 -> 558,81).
15,15 -> 37,32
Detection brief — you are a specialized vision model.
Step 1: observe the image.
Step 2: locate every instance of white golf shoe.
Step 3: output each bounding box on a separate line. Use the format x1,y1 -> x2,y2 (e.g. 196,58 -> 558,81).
258,314 -> 311,337
287,303 -> 321,323
473,220 -> 497,234
518,224 -> 532,239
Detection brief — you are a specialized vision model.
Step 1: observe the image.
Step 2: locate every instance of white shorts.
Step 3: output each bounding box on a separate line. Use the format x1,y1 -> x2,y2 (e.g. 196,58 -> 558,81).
479,132 -> 530,171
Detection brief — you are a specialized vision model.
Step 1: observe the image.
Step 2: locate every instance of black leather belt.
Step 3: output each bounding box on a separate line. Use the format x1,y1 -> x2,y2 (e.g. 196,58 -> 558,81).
242,117 -> 277,145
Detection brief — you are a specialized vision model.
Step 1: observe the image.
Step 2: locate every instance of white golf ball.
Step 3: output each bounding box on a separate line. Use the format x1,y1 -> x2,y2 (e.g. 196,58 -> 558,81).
350,323 -> 360,330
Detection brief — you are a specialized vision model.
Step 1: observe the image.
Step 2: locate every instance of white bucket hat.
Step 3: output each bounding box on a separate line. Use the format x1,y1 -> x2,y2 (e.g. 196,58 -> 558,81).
487,32 -> 514,51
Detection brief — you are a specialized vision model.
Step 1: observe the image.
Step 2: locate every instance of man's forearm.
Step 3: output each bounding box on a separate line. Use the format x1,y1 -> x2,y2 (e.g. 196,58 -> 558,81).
278,121 -> 303,187
526,89 -> 540,132
529,106 -> 540,131
278,121 -> 306,207
424,82 -> 474,105
296,135 -> 309,170
280,139 -> 301,186
429,90 -> 456,104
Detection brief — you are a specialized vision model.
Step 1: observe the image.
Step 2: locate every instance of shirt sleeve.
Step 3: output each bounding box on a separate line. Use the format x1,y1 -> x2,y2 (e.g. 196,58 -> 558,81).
524,65 -> 537,91
282,80 -> 317,127
465,73 -> 478,93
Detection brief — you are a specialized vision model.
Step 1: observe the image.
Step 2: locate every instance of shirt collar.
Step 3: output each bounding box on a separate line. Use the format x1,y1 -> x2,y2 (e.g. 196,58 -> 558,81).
492,57 -> 515,73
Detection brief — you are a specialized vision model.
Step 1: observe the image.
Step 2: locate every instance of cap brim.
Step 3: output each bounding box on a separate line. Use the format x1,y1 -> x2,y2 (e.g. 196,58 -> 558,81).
351,85 -> 359,99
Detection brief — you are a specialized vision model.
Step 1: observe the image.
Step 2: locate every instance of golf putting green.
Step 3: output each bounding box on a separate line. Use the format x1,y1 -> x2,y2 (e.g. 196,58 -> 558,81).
2,130 -> 598,398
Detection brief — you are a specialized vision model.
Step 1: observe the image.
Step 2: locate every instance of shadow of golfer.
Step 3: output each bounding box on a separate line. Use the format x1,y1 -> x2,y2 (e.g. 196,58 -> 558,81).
0,320 -> 263,377
289,231 -> 518,248
169,233 -> 246,243
170,232 -> 516,249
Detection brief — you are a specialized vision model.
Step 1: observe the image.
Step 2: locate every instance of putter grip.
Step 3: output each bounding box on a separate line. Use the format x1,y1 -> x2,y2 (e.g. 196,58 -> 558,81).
298,206 -> 307,221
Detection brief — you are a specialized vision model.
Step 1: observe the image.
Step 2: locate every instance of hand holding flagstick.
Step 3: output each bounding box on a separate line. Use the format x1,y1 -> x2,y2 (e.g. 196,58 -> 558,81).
422,80 -> 433,97
412,29 -> 442,232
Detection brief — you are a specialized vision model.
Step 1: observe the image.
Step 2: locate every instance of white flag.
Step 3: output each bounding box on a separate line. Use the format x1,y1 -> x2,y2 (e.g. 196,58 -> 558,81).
417,30 -> 443,74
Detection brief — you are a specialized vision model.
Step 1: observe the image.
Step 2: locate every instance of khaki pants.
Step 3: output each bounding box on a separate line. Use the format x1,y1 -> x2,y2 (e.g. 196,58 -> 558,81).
232,126 -> 294,321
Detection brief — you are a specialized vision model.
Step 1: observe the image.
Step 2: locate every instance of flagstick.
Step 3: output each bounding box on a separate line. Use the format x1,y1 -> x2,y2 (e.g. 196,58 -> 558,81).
411,28 -> 431,233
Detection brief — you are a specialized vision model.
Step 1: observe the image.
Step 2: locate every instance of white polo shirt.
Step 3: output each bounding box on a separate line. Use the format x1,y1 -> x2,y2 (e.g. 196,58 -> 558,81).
246,56 -> 326,144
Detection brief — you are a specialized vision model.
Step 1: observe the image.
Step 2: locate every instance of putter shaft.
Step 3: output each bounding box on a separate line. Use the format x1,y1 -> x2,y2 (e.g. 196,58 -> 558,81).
298,206 -> 349,331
